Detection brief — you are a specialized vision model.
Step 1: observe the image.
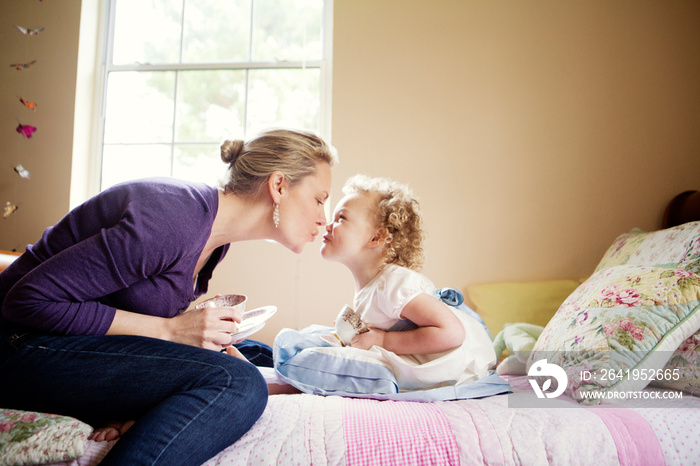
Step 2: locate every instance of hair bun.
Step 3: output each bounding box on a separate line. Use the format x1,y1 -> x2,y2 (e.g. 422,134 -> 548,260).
221,139 -> 245,164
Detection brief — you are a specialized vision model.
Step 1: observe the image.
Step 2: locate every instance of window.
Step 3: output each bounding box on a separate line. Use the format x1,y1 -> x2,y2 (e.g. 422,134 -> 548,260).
98,0 -> 332,190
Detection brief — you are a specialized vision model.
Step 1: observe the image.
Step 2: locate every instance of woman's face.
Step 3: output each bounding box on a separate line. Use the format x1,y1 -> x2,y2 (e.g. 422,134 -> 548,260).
278,163 -> 332,253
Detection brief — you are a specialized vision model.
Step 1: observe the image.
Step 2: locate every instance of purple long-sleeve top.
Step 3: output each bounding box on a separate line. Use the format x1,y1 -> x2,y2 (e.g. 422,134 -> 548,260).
0,178 -> 229,335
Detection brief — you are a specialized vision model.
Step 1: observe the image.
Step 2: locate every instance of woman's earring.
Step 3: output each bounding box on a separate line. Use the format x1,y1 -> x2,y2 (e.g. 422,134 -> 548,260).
273,203 -> 280,228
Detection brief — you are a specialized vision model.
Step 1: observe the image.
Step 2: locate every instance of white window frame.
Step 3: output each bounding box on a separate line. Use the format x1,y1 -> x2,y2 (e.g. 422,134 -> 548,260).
81,0 -> 333,197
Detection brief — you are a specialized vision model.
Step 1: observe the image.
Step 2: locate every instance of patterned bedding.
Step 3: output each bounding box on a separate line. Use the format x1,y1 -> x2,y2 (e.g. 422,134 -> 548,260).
55,375 -> 700,465
17,220 -> 700,464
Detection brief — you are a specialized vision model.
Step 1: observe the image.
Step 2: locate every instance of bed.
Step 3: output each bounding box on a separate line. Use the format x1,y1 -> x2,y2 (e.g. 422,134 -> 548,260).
1,190 -> 699,465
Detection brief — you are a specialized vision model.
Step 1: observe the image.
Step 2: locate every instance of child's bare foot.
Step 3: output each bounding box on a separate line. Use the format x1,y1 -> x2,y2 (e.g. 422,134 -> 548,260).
89,420 -> 135,442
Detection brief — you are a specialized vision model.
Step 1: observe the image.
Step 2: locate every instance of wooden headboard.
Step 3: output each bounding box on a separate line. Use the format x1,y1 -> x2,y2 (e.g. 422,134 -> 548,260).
663,190 -> 700,228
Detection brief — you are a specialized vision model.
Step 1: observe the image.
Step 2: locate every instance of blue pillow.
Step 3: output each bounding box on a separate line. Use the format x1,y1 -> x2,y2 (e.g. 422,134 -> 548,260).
274,326 -> 399,396
273,288 -> 507,401
274,325 -> 509,401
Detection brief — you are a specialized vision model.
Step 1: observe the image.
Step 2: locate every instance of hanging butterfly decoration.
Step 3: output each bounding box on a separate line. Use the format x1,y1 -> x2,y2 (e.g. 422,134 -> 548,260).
10,60 -> 37,71
16,123 -> 37,138
13,164 -> 30,179
19,97 -> 37,110
13,25 -> 45,36
3,202 -> 19,219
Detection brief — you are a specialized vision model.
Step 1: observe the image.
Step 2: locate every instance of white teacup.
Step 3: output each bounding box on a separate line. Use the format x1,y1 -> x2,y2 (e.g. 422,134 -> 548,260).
196,294 -> 247,312
193,294 -> 248,343
334,305 -> 369,346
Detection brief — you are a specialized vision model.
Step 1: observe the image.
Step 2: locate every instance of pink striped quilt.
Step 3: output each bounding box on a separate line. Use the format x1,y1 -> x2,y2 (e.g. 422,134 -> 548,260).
52,376 -> 700,465
343,399 -> 459,465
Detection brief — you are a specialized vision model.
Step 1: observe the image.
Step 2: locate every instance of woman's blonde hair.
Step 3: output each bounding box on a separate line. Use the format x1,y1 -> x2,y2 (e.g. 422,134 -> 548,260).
220,129 -> 338,195
342,174 -> 425,271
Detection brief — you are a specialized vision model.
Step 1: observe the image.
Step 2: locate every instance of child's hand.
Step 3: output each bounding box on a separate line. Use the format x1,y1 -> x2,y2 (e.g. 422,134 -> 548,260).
349,328 -> 385,350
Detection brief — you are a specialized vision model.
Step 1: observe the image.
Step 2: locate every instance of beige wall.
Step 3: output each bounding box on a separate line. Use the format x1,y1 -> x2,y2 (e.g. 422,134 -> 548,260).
0,0 -> 81,250
1,1 -> 699,345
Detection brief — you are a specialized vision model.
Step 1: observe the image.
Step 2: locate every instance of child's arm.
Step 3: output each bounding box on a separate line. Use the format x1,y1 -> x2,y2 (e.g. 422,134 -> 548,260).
349,293 -> 465,355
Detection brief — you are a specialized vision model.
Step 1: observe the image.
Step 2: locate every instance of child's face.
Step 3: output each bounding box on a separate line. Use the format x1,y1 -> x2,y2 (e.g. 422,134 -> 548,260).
321,192 -> 379,265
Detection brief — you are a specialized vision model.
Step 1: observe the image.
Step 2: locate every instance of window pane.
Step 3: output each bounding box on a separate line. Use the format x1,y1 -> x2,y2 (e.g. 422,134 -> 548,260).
173,144 -> 227,186
101,144 -> 172,190
104,71 -> 176,143
112,0 -> 183,65
175,70 -> 246,143
182,0 -> 251,63
252,0 -> 323,62
247,68 -> 321,135
100,0 -> 330,192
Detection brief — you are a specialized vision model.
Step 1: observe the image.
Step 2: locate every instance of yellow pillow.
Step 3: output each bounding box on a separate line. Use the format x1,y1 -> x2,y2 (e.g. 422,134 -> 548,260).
465,280 -> 581,337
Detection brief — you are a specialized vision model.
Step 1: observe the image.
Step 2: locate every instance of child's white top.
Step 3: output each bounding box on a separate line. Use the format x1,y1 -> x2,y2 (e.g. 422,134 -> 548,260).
352,264 -> 496,390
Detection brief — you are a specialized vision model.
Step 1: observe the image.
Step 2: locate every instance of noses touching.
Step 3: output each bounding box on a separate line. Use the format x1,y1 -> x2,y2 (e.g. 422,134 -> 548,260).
321,222 -> 333,241
317,209 -> 327,227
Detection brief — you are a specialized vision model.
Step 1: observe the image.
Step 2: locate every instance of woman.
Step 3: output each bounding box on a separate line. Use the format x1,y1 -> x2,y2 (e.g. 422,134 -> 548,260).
0,129 -> 337,465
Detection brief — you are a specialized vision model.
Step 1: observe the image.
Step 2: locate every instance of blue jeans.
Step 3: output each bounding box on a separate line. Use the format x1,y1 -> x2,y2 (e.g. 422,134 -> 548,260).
234,339 -> 274,367
0,326 -> 268,465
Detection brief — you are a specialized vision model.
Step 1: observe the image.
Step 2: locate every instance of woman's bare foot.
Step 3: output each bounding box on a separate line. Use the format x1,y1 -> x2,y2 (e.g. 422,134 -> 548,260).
267,383 -> 301,395
225,345 -> 249,360
89,420 -> 135,442
225,347 -> 299,394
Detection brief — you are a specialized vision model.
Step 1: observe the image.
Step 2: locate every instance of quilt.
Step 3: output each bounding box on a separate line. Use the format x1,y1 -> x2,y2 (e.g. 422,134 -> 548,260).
58,375 -> 700,465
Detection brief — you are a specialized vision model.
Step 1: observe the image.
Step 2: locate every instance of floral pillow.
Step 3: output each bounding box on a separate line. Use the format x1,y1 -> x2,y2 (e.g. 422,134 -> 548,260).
594,221 -> 700,273
649,330 -> 700,395
0,409 -> 92,465
528,265 -> 700,404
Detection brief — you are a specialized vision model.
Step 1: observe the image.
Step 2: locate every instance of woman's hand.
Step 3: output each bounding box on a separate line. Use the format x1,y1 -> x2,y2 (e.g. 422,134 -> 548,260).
107,307 -> 242,351
165,307 -> 242,350
349,328 -> 385,350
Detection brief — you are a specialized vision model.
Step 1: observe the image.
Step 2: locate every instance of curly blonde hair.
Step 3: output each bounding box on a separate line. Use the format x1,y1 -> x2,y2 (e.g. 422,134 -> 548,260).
342,174 -> 425,271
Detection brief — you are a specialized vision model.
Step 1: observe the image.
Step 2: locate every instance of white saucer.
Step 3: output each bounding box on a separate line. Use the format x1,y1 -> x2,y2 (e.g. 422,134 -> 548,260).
230,305 -> 277,342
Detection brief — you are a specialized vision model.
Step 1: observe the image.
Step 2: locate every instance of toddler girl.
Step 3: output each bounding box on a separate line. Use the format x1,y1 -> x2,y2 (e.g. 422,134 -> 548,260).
317,174 -> 495,390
